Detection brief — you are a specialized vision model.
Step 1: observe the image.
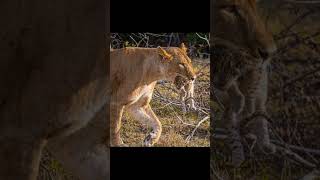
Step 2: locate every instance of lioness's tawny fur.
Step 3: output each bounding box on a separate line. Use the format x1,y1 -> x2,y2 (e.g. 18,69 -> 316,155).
110,44 -> 196,146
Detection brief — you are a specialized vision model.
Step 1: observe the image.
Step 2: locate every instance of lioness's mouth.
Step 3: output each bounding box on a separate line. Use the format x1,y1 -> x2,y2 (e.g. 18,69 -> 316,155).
213,80 -> 231,91
257,48 -> 270,60
176,73 -> 195,82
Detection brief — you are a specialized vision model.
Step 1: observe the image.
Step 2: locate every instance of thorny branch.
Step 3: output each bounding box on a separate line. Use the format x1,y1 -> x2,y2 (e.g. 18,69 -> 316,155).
110,33 -> 210,58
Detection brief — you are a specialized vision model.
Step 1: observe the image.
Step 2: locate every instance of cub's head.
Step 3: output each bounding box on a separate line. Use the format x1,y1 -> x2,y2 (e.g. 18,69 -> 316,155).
213,0 -> 277,60
213,48 -> 259,91
174,75 -> 197,112
158,43 -> 196,82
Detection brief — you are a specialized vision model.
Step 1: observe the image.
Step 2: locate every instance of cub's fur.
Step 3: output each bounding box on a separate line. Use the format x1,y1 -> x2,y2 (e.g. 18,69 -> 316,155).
212,0 -> 277,167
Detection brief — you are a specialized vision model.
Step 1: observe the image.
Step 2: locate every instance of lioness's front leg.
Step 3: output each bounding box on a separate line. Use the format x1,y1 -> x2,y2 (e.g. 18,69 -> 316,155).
127,98 -> 162,147
143,104 -> 162,147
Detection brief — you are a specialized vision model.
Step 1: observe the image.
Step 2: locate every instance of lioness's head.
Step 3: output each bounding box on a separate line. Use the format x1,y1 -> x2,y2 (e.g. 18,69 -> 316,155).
213,0 -> 276,60
158,43 -> 196,82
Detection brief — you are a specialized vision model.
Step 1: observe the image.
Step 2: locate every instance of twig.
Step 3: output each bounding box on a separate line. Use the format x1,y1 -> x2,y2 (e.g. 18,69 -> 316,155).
211,166 -> 225,180
152,101 -> 174,110
299,170 -> 320,180
212,131 -> 320,169
168,105 -> 196,127
276,145 -> 317,168
272,140 -> 320,156
196,33 -> 210,46
283,66 -> 320,87
186,116 -> 210,142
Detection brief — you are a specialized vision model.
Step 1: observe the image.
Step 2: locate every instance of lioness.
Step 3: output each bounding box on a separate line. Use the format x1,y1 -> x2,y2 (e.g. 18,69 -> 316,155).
110,44 -> 196,146
212,0 -> 277,166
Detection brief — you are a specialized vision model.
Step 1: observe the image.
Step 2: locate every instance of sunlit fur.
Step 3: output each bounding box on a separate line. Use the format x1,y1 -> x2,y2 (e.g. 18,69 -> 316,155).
110,44 -> 196,146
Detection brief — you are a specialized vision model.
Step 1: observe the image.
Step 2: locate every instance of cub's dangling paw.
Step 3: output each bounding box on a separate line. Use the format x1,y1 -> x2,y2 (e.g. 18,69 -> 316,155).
143,131 -> 157,147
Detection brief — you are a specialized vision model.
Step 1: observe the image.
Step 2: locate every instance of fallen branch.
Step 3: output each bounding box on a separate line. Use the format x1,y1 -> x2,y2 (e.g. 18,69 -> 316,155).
299,169 -> 320,180
283,65 -> 320,88
272,140 -> 320,156
186,116 -> 210,142
211,164 -> 225,180
212,132 -> 320,169
276,145 -> 317,169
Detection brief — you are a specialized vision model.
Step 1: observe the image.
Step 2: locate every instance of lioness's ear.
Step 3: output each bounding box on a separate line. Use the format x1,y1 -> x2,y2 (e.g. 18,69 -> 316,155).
180,43 -> 188,54
158,46 -> 173,61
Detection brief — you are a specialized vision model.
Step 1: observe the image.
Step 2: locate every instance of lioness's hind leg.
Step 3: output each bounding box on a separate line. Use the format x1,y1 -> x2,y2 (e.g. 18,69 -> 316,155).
0,138 -> 46,180
110,104 -> 125,146
48,105 -> 109,180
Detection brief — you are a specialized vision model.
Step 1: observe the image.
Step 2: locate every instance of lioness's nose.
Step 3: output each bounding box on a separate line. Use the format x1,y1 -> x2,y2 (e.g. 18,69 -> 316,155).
258,48 -> 269,59
190,76 -> 196,81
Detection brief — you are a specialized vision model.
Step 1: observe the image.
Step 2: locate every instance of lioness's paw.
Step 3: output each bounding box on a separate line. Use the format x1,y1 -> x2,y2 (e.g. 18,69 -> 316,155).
118,143 -> 129,147
111,138 -> 128,147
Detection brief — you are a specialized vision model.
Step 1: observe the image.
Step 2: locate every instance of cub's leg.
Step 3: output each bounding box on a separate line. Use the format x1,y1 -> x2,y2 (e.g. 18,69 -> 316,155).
242,69 -> 275,154
225,83 -> 245,167
127,96 -> 162,147
252,99 -> 275,154
184,81 -> 197,111
227,83 -> 245,114
249,113 -> 275,154
179,87 -> 187,113
224,111 -> 245,167
110,104 -> 125,146
243,99 -> 275,154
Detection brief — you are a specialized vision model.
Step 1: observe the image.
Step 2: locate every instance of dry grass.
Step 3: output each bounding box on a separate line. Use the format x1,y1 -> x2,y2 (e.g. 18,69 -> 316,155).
120,58 -> 210,147
38,150 -> 77,180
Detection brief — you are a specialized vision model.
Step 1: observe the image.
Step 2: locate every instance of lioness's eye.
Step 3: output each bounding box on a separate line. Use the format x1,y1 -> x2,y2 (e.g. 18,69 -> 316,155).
223,5 -> 240,16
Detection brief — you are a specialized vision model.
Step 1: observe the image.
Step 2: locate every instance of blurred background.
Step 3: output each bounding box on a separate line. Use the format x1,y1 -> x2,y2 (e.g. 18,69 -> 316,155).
111,33 -> 210,58
211,1 -> 320,179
